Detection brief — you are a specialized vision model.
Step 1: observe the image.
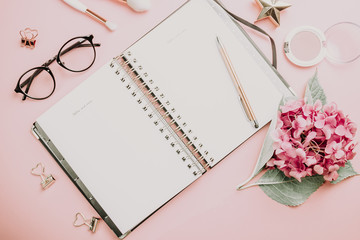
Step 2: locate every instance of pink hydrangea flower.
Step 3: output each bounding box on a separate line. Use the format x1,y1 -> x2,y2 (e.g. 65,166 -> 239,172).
266,99 -> 357,182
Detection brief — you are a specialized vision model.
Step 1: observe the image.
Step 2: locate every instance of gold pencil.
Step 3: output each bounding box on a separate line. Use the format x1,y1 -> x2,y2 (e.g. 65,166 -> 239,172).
216,36 -> 259,128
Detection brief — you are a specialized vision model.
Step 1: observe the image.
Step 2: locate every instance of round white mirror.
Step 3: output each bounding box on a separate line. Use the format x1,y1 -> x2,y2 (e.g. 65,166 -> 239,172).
284,22 -> 360,67
284,26 -> 326,67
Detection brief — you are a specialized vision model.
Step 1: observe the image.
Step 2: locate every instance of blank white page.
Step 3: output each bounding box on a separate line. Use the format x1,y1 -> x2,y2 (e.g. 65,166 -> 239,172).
37,62 -> 201,233
127,0 -> 286,167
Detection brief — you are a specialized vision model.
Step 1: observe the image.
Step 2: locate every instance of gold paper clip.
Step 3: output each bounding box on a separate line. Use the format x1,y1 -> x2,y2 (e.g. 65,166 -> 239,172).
31,162 -> 55,189
73,212 -> 100,233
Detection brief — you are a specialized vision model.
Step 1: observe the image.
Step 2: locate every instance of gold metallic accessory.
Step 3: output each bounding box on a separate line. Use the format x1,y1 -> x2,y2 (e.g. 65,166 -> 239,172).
73,212 -> 100,233
255,0 -> 291,27
19,28 -> 38,48
31,162 -> 55,189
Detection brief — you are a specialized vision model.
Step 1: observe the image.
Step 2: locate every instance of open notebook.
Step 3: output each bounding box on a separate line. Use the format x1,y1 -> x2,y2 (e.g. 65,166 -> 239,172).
32,0 -> 294,238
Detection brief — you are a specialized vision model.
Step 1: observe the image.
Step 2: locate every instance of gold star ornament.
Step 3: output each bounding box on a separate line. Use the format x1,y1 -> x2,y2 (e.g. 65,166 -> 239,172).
255,0 -> 291,26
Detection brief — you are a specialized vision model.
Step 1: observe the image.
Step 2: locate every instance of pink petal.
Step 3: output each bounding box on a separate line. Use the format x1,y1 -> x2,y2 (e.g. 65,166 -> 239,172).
282,169 -> 291,178
314,100 -> 323,111
293,129 -> 303,139
326,115 -> 337,127
281,142 -> 297,158
266,159 -> 275,168
281,100 -> 304,113
315,129 -> 326,140
335,150 -> 345,159
272,129 -> 289,143
335,125 -> 347,136
323,171 -> 339,181
347,151 -> 356,160
297,116 -> 307,128
337,110 -> 345,119
281,114 -> 293,128
314,114 -> 326,128
322,125 -> 333,140
324,102 -> 338,115
289,170 -> 307,182
306,168 -> 313,176
275,149 -> 289,160
345,122 -> 357,139
304,156 -> 317,166
325,141 -> 336,154
314,165 -> 324,175
344,130 -> 354,140
289,171 -> 302,182
348,122 -> 357,135
328,164 -> 339,172
296,148 -> 306,159
274,160 -> 286,167
302,104 -> 313,117
344,141 -> 357,152
304,131 -> 317,146
315,119 -> 325,129
275,148 -> 285,155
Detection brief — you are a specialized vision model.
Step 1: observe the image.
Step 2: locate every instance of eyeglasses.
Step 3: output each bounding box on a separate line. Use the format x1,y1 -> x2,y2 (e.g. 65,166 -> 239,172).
14,35 -> 100,100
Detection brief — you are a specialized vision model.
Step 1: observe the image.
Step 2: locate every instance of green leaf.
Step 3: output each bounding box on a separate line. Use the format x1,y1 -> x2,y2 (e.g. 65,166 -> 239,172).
237,97 -> 297,190
331,161 -> 359,184
257,169 -> 325,206
305,71 -> 327,105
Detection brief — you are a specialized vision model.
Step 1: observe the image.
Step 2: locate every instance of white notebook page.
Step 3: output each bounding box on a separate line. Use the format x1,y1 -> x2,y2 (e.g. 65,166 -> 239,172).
37,62 -> 201,233
127,0 -> 283,167
35,0 -> 292,235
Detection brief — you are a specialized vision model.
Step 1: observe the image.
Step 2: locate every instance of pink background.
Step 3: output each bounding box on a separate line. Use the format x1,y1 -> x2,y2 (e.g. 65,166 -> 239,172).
1,0 -> 360,239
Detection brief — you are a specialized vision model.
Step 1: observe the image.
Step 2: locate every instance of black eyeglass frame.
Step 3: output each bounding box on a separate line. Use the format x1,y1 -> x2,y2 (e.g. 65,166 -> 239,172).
14,35 -> 100,101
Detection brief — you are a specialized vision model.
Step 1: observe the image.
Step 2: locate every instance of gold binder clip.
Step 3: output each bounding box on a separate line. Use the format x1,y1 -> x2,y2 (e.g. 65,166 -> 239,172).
19,28 -> 38,48
73,212 -> 100,233
31,162 -> 55,189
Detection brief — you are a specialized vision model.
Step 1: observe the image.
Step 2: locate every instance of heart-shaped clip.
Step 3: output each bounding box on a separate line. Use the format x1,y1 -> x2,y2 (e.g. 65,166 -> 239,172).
31,163 -> 55,189
73,212 -> 100,233
19,28 -> 38,49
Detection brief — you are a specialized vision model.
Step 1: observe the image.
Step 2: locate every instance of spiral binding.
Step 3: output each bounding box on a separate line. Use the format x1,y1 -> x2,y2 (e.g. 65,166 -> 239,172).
110,52 -> 211,174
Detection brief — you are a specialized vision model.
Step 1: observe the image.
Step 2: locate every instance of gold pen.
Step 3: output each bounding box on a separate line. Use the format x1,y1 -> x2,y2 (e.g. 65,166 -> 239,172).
216,36 -> 259,128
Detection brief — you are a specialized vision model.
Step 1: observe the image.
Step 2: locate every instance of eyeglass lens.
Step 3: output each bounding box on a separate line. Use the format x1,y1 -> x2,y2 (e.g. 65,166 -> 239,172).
18,68 -> 55,99
59,37 -> 95,72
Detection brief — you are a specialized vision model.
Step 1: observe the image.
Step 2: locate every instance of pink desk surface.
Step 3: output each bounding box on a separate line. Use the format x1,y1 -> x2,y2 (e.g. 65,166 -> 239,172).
1,0 -> 360,239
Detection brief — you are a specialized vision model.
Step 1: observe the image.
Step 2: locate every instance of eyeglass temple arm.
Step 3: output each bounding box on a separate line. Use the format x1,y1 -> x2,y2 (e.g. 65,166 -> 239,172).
19,41 -> 101,97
